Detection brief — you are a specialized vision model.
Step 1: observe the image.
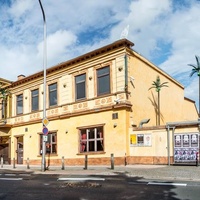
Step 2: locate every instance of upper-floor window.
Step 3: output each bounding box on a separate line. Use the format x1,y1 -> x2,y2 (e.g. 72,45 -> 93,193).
97,66 -> 110,96
31,89 -> 39,111
16,94 -> 23,115
1,100 -> 5,119
49,83 -> 57,107
79,126 -> 104,153
75,74 -> 86,100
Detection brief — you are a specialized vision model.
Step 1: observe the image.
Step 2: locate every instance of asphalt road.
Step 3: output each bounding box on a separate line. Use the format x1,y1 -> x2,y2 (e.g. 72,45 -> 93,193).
0,170 -> 200,200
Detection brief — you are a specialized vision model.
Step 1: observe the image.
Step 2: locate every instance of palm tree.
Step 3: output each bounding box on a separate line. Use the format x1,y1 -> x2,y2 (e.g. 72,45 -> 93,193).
0,83 -> 10,119
149,76 -> 168,125
188,55 -> 200,117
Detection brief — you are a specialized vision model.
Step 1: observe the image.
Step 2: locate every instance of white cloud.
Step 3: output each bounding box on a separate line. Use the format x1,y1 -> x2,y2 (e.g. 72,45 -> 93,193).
9,0 -> 34,18
37,30 -> 77,67
1,0 -> 200,109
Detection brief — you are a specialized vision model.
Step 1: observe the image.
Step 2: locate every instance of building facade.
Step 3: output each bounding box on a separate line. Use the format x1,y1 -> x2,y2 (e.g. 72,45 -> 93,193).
0,39 -> 199,166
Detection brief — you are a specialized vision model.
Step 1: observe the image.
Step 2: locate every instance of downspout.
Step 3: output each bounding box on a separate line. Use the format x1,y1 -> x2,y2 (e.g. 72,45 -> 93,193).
167,125 -> 175,166
167,125 -> 170,165
124,54 -> 128,91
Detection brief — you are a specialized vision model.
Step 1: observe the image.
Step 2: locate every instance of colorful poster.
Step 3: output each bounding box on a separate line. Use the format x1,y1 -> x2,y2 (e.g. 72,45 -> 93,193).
191,134 -> 198,147
137,134 -> 144,145
183,134 -> 189,147
174,135 -> 181,147
144,134 -> 152,146
130,134 -> 136,145
174,133 -> 199,163
174,148 -> 197,162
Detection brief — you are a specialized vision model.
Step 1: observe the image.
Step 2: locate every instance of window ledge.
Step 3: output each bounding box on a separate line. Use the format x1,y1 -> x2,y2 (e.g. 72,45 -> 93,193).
77,151 -> 106,156
37,154 -> 58,157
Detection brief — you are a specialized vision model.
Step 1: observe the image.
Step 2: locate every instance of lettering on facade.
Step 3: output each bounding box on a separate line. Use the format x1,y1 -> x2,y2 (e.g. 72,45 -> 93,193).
62,106 -> 68,112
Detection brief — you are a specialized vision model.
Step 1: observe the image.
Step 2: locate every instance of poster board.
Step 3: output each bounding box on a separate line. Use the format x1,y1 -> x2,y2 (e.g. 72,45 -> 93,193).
174,133 -> 199,163
130,134 -> 152,147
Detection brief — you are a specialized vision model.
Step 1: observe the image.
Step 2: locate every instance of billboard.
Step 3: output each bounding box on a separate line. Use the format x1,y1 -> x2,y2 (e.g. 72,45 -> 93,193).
174,133 -> 199,163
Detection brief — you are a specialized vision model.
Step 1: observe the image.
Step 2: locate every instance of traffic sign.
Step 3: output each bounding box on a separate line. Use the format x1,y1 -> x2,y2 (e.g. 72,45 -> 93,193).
42,127 -> 48,135
42,117 -> 49,126
43,135 -> 48,142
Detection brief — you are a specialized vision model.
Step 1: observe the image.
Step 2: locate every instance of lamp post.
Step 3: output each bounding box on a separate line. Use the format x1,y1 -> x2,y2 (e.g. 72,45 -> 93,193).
38,0 -> 47,172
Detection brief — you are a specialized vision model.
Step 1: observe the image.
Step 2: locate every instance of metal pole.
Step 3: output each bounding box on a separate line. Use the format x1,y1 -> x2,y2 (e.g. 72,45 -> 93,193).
124,153 -> 127,166
1,156 -> 3,168
61,156 -> 65,170
27,157 -> 30,169
38,0 -> 47,172
13,158 -> 16,169
167,125 -> 170,166
111,153 -> 114,170
84,155 -> 88,170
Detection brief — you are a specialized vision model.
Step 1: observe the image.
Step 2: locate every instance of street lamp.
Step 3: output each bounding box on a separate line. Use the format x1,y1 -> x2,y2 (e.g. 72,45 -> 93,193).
38,0 -> 47,172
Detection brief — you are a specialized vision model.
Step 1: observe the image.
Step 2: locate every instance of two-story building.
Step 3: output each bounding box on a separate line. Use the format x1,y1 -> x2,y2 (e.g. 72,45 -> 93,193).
0,39 -> 199,166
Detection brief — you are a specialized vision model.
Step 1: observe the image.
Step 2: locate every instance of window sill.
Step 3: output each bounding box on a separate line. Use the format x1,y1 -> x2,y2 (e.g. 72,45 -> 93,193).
77,151 -> 106,155
37,154 -> 58,157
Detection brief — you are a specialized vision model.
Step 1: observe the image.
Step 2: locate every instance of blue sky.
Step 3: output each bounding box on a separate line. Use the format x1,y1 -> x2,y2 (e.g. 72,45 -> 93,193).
1,0 -> 200,109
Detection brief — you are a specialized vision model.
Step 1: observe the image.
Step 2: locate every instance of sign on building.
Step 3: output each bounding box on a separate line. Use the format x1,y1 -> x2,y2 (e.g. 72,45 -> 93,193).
130,134 -> 152,147
174,133 -> 199,163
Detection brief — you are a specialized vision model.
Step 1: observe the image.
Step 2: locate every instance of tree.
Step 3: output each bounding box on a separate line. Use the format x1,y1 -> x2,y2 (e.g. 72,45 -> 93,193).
0,83 -> 10,119
149,76 -> 168,125
188,55 -> 200,117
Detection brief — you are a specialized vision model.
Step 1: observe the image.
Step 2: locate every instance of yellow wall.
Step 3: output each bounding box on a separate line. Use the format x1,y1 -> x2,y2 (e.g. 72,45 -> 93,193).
128,51 -> 198,126
3,39 -> 199,165
11,109 -> 128,163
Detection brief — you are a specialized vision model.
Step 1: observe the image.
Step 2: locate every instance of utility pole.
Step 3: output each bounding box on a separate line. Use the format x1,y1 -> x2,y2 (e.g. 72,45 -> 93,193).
38,0 -> 47,172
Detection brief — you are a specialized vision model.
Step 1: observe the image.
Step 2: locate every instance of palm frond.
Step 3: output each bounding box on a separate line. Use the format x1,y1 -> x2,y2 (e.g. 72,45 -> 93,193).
149,76 -> 168,92
195,55 -> 200,67
189,56 -> 200,77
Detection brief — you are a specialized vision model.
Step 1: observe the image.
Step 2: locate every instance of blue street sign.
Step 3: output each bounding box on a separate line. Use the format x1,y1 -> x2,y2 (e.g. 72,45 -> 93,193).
42,127 -> 48,135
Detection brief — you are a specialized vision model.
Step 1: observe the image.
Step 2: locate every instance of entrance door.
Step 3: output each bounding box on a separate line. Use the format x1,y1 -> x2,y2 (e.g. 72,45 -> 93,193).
17,142 -> 23,164
0,144 -> 9,164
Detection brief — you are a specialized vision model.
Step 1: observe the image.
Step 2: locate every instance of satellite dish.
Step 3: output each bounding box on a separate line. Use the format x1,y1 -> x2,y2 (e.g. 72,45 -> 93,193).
120,25 -> 129,39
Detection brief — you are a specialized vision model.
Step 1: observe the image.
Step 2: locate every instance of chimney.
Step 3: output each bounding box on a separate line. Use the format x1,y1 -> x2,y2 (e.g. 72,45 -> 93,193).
17,74 -> 26,81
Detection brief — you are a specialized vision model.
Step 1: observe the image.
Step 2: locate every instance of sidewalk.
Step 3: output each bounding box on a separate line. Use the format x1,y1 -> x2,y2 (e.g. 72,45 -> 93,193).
1,164 -> 200,181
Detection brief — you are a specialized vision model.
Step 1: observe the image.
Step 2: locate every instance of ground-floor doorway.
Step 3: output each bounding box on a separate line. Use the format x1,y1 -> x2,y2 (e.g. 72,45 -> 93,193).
16,136 -> 23,164
0,144 -> 9,164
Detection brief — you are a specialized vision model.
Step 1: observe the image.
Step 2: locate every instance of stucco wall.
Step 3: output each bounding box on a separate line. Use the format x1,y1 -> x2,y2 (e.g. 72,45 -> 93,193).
10,109 -> 129,165
128,52 -> 198,127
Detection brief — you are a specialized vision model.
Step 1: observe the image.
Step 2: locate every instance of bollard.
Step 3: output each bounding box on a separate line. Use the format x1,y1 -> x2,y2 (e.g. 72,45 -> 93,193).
84,155 -> 88,170
124,153 -> 127,166
1,157 -> 3,168
196,152 -> 199,167
27,158 -> 30,169
111,153 -> 114,170
61,156 -> 65,170
13,158 -> 16,169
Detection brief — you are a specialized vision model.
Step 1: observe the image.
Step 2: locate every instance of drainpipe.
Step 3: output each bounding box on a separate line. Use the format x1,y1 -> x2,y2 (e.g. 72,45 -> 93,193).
167,125 -> 170,165
167,125 -> 175,166
124,54 -> 128,91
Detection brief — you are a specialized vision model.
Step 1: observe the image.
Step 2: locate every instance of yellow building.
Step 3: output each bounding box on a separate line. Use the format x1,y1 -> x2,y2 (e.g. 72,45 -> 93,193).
0,39 -> 199,166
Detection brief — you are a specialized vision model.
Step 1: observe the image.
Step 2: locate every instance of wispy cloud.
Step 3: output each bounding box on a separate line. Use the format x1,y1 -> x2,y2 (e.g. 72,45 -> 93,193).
0,0 -> 200,108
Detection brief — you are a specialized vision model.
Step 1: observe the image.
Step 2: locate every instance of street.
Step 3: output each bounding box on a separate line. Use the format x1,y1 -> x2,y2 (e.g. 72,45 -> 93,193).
0,169 -> 200,200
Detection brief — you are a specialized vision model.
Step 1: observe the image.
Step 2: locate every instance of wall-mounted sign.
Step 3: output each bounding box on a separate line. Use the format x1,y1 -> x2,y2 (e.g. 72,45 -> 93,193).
130,134 -> 152,147
174,133 -> 199,163
130,134 -> 136,145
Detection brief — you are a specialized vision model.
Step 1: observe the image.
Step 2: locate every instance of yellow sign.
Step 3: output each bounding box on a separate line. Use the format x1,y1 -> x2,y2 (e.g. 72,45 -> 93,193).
42,118 -> 49,126
130,134 -> 136,145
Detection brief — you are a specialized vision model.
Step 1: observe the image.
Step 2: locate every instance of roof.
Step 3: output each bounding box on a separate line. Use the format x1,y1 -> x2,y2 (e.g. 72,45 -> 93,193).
11,39 -> 134,87
0,78 -> 12,86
